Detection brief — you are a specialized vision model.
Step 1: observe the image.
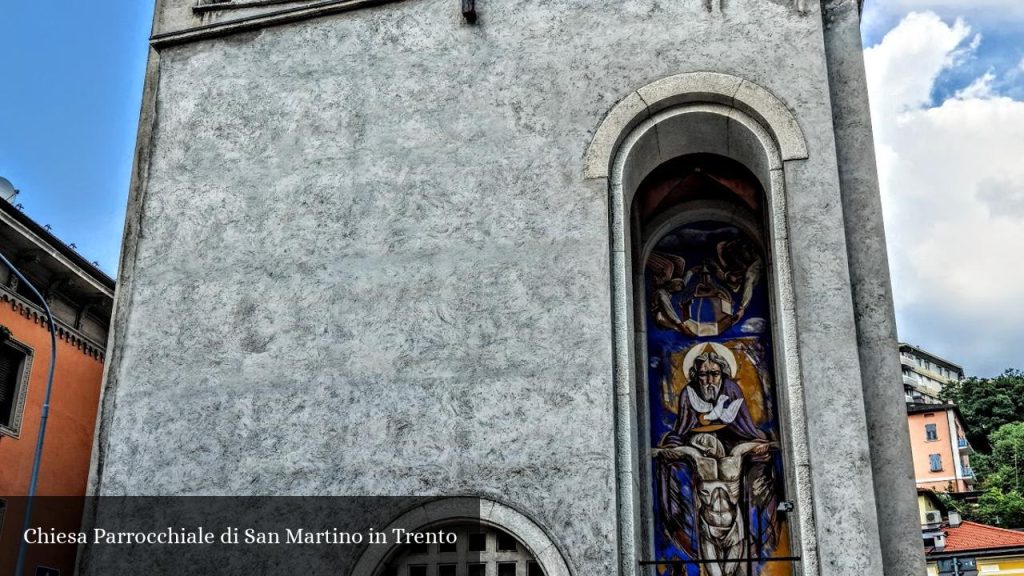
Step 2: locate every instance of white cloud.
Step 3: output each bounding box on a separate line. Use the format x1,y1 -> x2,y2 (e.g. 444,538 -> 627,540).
865,0 -> 1024,26
864,12 -> 1024,376
954,71 -> 996,99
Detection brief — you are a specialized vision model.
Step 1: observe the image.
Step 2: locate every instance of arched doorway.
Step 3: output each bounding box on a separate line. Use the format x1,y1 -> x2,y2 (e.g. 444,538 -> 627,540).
380,523 -> 544,576
350,498 -> 571,576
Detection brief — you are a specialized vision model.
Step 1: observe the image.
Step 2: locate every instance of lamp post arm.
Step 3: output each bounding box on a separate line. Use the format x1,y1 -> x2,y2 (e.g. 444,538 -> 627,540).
0,252 -> 58,576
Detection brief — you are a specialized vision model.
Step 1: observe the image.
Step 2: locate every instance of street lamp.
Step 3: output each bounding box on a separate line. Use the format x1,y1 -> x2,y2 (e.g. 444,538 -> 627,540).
0,251 -> 58,576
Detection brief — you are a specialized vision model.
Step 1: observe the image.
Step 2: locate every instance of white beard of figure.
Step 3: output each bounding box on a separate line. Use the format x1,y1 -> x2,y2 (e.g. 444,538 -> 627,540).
687,386 -> 745,424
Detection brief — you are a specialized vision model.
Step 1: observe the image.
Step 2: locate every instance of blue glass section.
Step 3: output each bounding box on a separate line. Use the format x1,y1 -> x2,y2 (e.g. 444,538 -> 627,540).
645,222 -> 789,576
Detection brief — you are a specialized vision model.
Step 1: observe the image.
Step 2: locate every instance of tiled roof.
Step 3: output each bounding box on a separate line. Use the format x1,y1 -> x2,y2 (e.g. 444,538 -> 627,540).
941,521 -> 1024,553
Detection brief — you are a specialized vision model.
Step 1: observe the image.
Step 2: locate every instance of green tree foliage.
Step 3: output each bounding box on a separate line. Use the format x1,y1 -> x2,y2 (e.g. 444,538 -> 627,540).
983,423 -> 1024,493
943,370 -> 1024,453
941,373 -> 1024,529
946,423 -> 1024,529
973,489 -> 1024,528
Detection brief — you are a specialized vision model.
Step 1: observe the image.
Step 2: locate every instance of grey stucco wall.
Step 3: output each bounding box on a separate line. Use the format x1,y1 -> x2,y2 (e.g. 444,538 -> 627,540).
93,0 -> 921,574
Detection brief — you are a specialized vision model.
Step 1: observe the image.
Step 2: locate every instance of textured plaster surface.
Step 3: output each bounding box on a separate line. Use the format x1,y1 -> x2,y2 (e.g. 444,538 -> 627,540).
98,0 -> 900,574
821,0 -> 927,574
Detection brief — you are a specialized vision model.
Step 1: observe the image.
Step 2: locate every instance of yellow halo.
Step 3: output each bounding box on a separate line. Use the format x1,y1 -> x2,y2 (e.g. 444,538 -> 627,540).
681,342 -> 737,380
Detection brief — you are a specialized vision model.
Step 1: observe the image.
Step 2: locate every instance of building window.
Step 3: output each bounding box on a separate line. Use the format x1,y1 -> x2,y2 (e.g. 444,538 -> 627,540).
925,424 -> 938,441
929,454 -> 943,472
467,533 -> 486,552
0,338 -> 32,438
495,531 -> 517,552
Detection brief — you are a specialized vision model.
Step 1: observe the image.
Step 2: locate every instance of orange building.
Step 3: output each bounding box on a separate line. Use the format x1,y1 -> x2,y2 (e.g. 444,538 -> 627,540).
907,403 -> 977,494
0,189 -> 114,575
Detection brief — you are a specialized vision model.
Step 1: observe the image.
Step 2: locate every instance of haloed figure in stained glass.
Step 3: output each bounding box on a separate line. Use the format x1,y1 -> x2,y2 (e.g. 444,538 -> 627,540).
647,222 -> 789,576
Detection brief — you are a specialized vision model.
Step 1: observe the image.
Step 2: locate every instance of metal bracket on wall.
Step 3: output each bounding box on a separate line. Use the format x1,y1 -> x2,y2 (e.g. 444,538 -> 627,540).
462,0 -> 476,23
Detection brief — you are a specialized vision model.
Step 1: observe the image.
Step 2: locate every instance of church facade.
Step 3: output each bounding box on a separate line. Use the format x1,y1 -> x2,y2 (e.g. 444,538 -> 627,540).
92,0 -> 926,574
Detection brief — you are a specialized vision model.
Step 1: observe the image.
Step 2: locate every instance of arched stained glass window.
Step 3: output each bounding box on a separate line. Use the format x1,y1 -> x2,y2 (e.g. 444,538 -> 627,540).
637,155 -> 793,576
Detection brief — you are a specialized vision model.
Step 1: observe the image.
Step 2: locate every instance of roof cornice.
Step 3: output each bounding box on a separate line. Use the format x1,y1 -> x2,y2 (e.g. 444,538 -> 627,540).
0,287 -> 107,360
151,0 -> 403,49
0,203 -> 114,295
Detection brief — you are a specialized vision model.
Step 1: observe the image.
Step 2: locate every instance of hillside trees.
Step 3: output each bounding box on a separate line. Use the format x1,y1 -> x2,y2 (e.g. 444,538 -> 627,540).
944,370 -> 1024,453
942,371 -> 1024,528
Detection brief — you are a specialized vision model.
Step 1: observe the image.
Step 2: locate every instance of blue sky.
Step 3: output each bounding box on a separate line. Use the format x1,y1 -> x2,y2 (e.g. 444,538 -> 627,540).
0,1 -> 1021,376
863,2 -> 1024,102
0,2 -> 153,274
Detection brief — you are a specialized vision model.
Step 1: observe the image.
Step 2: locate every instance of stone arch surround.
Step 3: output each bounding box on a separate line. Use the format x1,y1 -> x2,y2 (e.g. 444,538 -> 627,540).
350,497 -> 572,576
584,71 -> 809,180
586,73 -> 819,576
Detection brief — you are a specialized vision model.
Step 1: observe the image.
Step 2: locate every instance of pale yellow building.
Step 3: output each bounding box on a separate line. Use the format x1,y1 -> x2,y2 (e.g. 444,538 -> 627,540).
918,490 -> 1024,575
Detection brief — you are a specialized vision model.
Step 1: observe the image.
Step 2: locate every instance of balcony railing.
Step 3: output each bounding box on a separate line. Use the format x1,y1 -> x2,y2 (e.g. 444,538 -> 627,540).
962,467 -> 974,477
958,437 -> 968,448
